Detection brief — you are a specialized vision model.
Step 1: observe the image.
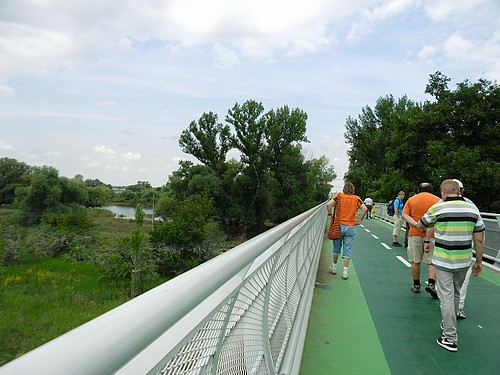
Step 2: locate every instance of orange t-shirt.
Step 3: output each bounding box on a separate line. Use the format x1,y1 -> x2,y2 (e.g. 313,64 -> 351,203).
402,192 -> 440,236
332,193 -> 363,226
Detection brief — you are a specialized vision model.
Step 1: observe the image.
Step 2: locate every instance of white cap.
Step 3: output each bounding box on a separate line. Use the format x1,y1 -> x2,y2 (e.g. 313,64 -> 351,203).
453,179 -> 463,189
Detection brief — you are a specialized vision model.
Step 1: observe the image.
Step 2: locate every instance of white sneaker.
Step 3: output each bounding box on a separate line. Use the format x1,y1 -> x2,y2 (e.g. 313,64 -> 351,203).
329,265 -> 337,275
457,309 -> 466,319
342,273 -> 349,280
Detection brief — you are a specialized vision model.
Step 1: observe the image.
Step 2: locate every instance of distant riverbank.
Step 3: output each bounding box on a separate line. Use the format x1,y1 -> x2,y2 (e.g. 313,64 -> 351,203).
101,205 -> 154,219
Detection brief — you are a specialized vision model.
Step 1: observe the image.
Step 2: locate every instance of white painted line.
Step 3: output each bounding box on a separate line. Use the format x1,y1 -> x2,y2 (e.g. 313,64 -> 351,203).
396,256 -> 411,268
365,228 -> 371,233
382,243 -> 392,250
372,235 -> 379,240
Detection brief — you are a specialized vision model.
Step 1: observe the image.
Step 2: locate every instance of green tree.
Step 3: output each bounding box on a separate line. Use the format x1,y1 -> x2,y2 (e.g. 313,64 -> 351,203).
86,185 -> 114,207
304,156 -> 337,205
179,112 -> 232,176
226,100 -> 272,234
150,194 -> 223,276
14,166 -> 88,226
344,95 -> 416,198
344,72 -> 500,211
177,100 -> 339,236
0,157 -> 31,204
422,72 -> 500,210
264,106 -> 311,222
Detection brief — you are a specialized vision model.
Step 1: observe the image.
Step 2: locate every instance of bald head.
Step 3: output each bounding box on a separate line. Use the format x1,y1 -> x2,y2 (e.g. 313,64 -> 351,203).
418,183 -> 433,193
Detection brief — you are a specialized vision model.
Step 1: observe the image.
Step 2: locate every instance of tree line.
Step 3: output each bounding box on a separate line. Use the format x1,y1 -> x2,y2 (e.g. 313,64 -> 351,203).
1,72 -> 498,287
344,72 -> 499,212
0,101 -> 336,280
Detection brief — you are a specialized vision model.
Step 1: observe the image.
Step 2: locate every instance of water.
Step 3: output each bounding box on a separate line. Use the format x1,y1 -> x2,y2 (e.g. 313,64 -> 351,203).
101,205 -> 154,219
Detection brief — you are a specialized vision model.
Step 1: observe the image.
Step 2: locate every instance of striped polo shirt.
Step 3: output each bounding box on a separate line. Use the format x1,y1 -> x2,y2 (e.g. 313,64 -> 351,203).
420,196 -> 485,271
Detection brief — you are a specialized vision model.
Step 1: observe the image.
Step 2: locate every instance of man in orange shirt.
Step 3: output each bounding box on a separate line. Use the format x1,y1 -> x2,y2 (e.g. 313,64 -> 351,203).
402,182 -> 440,297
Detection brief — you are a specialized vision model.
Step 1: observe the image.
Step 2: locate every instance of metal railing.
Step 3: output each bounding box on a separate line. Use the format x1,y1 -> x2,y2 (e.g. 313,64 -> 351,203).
374,203 -> 500,270
1,204 -> 326,375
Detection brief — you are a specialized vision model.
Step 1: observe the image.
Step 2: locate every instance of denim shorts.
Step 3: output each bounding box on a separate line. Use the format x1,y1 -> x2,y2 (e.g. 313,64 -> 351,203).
332,224 -> 357,259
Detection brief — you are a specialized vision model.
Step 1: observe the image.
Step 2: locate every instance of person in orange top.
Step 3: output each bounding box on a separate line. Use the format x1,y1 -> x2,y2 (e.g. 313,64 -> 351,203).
326,182 -> 368,279
402,182 -> 440,297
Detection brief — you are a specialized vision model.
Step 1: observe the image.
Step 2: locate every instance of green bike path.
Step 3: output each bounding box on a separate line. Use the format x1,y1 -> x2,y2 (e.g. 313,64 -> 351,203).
300,218 -> 500,375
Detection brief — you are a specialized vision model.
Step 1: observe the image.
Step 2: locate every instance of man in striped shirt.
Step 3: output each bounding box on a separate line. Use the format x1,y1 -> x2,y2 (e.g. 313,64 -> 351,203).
416,179 -> 485,352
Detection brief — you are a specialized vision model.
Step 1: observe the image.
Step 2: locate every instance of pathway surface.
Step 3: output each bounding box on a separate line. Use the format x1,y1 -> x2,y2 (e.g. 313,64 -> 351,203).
300,217 -> 500,375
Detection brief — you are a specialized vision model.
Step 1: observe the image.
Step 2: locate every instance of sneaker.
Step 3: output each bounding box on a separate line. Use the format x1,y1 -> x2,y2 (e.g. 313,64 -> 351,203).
410,285 -> 421,293
392,242 -> 402,247
329,265 -> 337,275
342,273 -> 349,280
436,337 -> 458,352
440,321 -> 444,331
457,309 -> 466,319
425,284 -> 439,299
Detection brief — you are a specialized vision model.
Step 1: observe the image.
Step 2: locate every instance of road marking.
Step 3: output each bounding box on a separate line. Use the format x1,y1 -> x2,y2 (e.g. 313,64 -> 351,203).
372,234 -> 379,239
365,228 -> 371,233
396,256 -> 411,267
381,243 -> 392,250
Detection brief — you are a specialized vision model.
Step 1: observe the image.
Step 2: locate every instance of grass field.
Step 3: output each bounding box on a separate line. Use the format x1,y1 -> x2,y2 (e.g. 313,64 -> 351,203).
0,207 -> 165,366
0,257 -> 132,365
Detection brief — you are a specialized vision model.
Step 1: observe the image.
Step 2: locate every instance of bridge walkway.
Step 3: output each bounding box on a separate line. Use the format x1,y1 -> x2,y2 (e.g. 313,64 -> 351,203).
300,217 -> 500,375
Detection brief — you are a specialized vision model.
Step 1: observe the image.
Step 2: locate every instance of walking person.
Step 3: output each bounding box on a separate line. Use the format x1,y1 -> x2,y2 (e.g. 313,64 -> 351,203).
404,191 -> 416,248
402,184 -> 439,297
392,191 -> 405,247
435,179 -> 475,319
452,179 -> 475,319
326,182 -> 368,280
364,196 -> 373,218
417,179 -> 485,352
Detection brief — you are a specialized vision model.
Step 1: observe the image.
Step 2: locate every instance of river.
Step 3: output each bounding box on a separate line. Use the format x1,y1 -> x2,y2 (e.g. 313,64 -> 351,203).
101,205 -> 154,219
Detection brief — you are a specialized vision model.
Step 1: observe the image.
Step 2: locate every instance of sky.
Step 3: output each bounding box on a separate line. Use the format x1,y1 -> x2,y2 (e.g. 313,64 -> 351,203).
1,0 -> 499,189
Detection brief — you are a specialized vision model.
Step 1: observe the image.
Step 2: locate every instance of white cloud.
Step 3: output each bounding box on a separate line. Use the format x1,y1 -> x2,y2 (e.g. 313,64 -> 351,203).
94,145 -> 117,158
1,0 -> 498,187
0,140 -> 15,150
0,22 -> 76,82
122,152 -> 141,161
0,0 -> 375,84
213,44 -> 239,70
424,0 -> 488,22
84,160 -> 101,168
347,0 -> 416,42
417,44 -> 437,60
0,85 -> 14,97
443,32 -> 474,59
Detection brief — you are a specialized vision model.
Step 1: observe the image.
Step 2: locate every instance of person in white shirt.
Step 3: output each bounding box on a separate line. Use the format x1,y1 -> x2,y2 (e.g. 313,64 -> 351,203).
364,197 -> 373,218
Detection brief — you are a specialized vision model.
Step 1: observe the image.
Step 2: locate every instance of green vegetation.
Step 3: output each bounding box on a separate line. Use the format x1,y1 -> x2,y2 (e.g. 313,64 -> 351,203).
175,100 -> 336,237
0,257 -> 131,365
0,76 -> 497,364
344,72 -> 499,212
0,100 -> 335,365
0,207 -> 169,365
